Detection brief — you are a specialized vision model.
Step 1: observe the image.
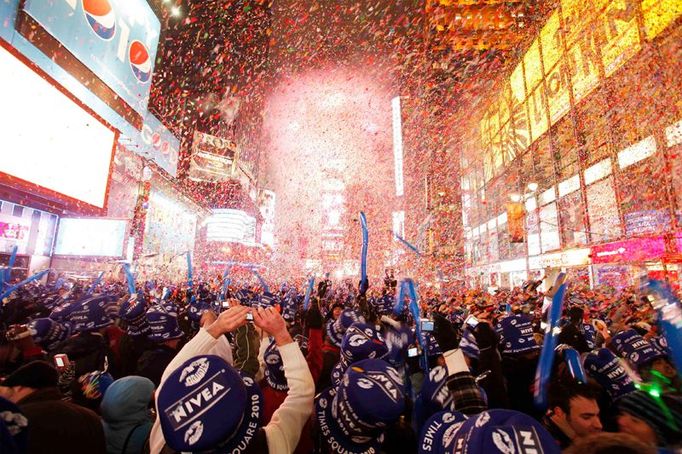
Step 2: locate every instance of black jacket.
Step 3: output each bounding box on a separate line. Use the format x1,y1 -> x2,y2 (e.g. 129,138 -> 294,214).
18,387 -> 106,454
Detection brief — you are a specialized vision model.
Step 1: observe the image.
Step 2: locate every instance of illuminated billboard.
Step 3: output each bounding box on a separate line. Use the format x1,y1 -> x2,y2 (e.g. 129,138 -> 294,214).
0,44 -> 115,209
23,0 -> 160,114
473,0 -> 681,178
54,218 -> 127,257
206,209 -> 256,245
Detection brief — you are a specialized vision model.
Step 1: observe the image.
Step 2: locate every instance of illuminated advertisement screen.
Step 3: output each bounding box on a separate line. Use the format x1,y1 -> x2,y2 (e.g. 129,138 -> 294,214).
0,44 -> 115,209
23,0 -> 160,115
54,218 -> 126,257
206,209 -> 256,244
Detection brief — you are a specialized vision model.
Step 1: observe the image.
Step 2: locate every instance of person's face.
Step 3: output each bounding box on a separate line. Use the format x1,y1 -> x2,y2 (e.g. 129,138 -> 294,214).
0,386 -> 33,403
651,358 -> 677,379
332,307 -> 342,319
558,396 -> 602,438
618,412 -> 658,446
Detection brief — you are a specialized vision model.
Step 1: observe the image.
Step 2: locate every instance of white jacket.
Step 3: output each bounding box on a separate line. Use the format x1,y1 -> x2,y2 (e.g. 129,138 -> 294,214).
149,328 -> 314,454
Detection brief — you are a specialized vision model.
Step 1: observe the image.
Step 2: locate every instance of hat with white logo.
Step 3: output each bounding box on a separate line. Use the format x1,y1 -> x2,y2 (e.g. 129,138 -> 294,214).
418,410 -> 467,454
157,355 -> 263,452
316,358 -> 405,454
459,328 -> 480,360
0,396 -> 28,454
118,294 -> 150,337
414,366 -> 455,429
583,348 -> 635,400
325,310 -> 364,348
146,306 -> 184,343
66,296 -> 116,333
495,314 -> 539,355
441,409 -> 560,454
330,322 -> 388,387
28,318 -> 72,351
263,339 -> 289,392
611,329 -> 666,369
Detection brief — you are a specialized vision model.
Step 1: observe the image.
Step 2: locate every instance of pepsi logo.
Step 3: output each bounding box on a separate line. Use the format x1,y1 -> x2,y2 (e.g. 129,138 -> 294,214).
129,40 -> 152,83
83,0 -> 116,41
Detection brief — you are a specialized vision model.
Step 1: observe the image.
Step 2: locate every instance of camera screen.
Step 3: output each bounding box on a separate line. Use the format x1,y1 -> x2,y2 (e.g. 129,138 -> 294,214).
420,320 -> 434,331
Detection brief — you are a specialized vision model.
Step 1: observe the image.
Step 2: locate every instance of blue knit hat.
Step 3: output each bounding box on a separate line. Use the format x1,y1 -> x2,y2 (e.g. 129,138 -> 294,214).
651,335 -> 670,357
423,332 -> 443,357
326,310 -> 364,348
157,355 -> 263,452
418,410 -> 467,454
341,323 -> 388,366
0,397 -> 28,454
146,306 -> 183,343
459,328 -> 480,360
583,348 -> 635,400
187,299 -> 212,323
263,339 -> 288,392
414,366 -> 456,429
68,296 -> 115,333
316,359 -> 406,454
582,323 -> 597,350
611,329 -> 666,369
330,322 -> 388,387
495,314 -> 539,355
118,294 -> 150,337
28,318 -> 72,351
439,409 -> 560,453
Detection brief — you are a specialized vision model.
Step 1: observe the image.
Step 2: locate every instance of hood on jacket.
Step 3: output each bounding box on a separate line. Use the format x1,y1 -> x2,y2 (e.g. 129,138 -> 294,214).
101,376 -> 154,426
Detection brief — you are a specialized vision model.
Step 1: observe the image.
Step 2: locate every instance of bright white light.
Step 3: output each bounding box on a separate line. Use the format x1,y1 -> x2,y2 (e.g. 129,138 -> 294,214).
54,219 -> 127,257
509,193 -> 522,203
392,96 -> 404,197
527,182 -> 538,192
322,92 -> 345,108
327,209 -> 341,226
0,46 -> 115,208
170,6 -> 181,17
206,209 -> 256,244
617,136 -> 656,169
392,211 -> 405,238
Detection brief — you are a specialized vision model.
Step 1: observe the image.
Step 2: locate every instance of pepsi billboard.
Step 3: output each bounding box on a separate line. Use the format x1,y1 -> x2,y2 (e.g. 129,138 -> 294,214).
119,112 -> 180,177
23,0 -> 160,115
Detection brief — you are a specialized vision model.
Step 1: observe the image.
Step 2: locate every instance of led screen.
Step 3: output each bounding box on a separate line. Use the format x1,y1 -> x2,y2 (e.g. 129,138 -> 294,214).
54,218 -> 126,257
0,45 -> 115,208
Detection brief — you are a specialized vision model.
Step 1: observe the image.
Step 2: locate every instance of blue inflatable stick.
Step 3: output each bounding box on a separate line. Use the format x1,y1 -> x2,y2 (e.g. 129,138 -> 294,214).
644,280 -> 682,376
122,263 -> 136,295
534,282 -> 568,410
186,251 -> 193,289
0,269 -> 50,301
304,276 -> 315,311
394,233 -> 421,256
403,278 -> 429,373
252,269 -> 270,294
563,347 -> 587,383
86,271 -> 105,295
359,212 -> 368,288
393,280 -> 407,316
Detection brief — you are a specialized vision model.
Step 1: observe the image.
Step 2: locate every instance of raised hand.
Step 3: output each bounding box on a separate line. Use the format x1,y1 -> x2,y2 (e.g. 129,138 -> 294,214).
253,306 -> 292,346
206,301 -> 250,339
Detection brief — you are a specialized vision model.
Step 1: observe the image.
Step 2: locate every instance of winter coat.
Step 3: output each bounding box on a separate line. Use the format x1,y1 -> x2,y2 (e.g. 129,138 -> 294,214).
17,387 -> 106,454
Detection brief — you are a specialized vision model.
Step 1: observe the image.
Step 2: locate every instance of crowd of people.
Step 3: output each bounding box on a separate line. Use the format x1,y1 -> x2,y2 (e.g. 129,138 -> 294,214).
0,269 -> 680,454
